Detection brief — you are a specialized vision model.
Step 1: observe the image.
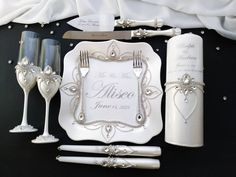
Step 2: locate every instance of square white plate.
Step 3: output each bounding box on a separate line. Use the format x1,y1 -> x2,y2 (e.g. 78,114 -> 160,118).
59,40 -> 163,144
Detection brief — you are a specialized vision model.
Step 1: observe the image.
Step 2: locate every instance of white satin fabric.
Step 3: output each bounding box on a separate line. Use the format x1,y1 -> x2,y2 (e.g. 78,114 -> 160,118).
0,0 -> 235,39
76,0 -> 119,17
0,0 -> 77,25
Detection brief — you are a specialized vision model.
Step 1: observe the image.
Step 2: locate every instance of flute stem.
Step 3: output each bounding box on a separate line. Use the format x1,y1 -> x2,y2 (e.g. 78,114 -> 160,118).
43,99 -> 50,136
20,90 -> 29,126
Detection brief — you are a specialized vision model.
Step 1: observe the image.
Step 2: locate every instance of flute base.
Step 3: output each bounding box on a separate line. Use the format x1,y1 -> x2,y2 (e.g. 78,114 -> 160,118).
31,134 -> 59,144
9,125 -> 38,133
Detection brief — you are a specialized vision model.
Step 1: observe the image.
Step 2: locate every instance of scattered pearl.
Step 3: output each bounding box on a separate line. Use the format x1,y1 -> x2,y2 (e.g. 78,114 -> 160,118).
156,48 -> 159,52
56,22 -> 60,27
41,23 -> 45,27
8,60 -> 13,64
24,24 -> 28,28
216,46 -> 220,51
164,40 -> 168,43
223,96 -> 227,101
8,25 -> 12,29
69,43 -> 74,47
200,30 -> 205,34
50,30 -> 54,35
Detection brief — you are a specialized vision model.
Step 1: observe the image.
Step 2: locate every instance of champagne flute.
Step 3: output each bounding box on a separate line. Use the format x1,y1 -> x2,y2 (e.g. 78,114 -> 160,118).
32,39 -> 61,143
10,31 -> 40,133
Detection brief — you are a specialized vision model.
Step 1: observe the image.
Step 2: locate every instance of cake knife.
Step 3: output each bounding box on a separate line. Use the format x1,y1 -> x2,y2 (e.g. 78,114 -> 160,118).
62,27 -> 181,40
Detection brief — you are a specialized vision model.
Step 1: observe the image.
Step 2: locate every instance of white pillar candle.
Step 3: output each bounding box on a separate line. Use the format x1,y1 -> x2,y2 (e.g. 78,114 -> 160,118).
165,33 -> 204,147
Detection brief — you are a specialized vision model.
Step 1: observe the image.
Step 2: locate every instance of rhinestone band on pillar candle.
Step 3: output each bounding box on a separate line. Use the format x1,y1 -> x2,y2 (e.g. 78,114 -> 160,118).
165,33 -> 204,147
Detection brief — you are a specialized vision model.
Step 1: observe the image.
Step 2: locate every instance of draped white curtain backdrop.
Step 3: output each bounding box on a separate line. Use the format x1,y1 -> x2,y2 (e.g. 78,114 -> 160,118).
0,0 -> 236,39
0,0 -> 77,25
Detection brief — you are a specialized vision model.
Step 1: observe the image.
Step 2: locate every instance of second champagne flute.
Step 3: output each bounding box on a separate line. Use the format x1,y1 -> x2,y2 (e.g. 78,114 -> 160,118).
32,39 -> 61,143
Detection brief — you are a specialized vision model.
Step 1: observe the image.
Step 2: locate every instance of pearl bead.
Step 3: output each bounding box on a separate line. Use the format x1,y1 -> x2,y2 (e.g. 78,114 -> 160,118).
223,96 -> 227,101
8,60 -> 13,64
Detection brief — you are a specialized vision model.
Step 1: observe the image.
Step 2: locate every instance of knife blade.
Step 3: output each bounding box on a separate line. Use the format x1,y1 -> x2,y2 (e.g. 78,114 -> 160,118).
58,145 -> 161,157
62,28 -> 181,40
67,14 -> 164,31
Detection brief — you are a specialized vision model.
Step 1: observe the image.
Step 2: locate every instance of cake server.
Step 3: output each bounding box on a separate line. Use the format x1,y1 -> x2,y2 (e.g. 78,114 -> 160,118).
67,14 -> 164,31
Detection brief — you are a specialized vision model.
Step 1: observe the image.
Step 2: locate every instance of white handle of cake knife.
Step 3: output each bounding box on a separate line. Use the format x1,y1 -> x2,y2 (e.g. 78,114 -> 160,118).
58,145 -> 161,157
57,156 -> 160,169
131,28 -> 181,38
115,18 -> 164,28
